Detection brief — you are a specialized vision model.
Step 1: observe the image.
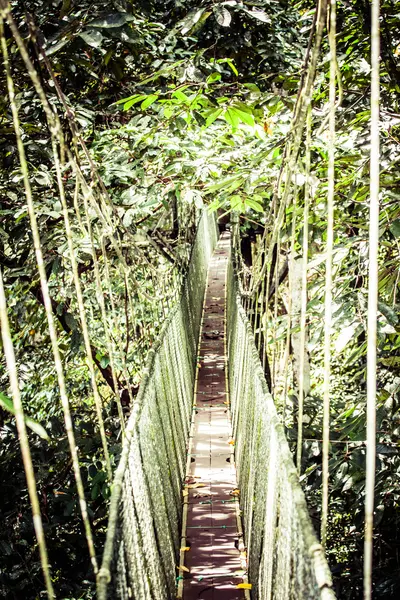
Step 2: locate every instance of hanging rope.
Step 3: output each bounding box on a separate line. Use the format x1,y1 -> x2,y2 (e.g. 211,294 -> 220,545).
297,107 -> 312,471
80,191 -> 126,431
0,2 -> 115,477
321,0 -> 337,548
0,267 -> 55,599
0,14 -> 99,573
271,231 -> 280,391
364,0 -> 380,597
0,5 -> 197,592
249,0 -> 328,298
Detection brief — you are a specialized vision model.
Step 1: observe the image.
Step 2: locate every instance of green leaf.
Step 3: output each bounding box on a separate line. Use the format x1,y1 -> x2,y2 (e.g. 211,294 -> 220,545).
24,419 -> 50,441
378,302 -> 398,326
115,94 -> 135,106
79,29 -> 103,48
138,60 -> 185,86
141,94 -> 158,110
232,104 -> 255,126
123,208 -> 136,227
206,72 -> 222,84
172,89 -> 189,104
0,392 -> 16,414
342,475 -> 354,492
389,219 -> 400,238
205,108 -> 223,127
214,6 -> 231,27
245,198 -> 263,212
225,59 -> 238,76
335,322 -> 360,353
380,357 -> 400,366
241,8 -> 271,23
107,25 -> 140,44
217,58 -> 238,76
100,356 -> 110,368
224,107 -> 240,129
0,392 -> 49,440
243,83 -> 261,93
45,38 -> 70,57
208,198 -> 221,212
227,179 -> 244,193
65,313 -> 77,331
104,48 -> 114,66
124,95 -> 147,110
89,13 -> 129,28
181,8 -> 207,35
230,195 -> 243,211
207,175 -> 243,192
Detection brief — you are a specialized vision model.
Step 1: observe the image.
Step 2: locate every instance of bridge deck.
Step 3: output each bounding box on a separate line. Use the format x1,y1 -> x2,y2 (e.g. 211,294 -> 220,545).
179,233 -> 250,600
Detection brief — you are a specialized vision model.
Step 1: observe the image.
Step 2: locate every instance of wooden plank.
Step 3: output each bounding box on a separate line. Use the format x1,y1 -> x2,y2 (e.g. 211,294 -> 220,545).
178,233 -> 251,600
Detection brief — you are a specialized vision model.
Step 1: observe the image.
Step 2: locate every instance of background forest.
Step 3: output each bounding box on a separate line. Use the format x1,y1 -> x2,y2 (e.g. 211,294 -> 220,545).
0,0 -> 399,598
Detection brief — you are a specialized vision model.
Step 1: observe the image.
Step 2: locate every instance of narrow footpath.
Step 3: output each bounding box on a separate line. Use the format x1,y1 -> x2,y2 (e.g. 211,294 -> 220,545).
178,233 -> 250,600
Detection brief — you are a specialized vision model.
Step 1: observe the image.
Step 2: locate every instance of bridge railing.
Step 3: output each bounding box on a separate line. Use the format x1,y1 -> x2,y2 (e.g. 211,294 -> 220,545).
227,241 -> 336,600
97,210 -> 218,600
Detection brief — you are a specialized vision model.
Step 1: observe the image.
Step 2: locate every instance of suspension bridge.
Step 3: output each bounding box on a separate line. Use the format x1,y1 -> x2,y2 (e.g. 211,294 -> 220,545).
93,212 -> 335,600
0,0 -> 382,598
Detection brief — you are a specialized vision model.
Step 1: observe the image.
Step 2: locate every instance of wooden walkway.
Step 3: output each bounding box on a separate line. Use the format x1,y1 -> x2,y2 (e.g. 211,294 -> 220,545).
178,233 -> 250,600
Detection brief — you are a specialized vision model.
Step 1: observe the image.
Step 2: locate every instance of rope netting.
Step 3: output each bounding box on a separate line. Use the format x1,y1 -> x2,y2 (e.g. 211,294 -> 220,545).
96,211 -> 218,599
227,229 -> 336,600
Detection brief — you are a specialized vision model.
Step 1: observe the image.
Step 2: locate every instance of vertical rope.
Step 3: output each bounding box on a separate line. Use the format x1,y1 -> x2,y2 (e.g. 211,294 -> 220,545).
51,140 -> 113,480
0,1 -> 112,478
364,0 -> 380,596
321,0 -> 337,547
0,270 -> 56,599
99,231 -> 136,408
81,191 -> 126,431
249,0 -> 329,296
262,261 -> 272,374
228,246 -> 336,599
257,238 -> 267,354
298,105 -> 312,471
0,16 -> 99,573
272,232 -> 281,391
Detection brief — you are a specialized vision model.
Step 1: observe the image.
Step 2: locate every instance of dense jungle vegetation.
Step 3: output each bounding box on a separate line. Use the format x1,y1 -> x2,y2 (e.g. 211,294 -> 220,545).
0,0 -> 399,598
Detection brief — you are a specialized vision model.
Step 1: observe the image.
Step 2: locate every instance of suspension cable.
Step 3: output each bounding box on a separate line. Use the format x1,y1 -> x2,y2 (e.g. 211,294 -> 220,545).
0,269 -> 56,599
321,0 -> 337,548
364,0 -> 380,596
0,15 -> 99,574
297,106 -> 312,474
272,231 -> 281,391
80,191 -> 126,432
283,184 -> 298,431
250,0 -> 328,295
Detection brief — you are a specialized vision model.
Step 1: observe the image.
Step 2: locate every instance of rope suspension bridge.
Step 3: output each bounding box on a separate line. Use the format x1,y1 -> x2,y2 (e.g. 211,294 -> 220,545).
96,215 -> 335,600
0,0 -> 382,598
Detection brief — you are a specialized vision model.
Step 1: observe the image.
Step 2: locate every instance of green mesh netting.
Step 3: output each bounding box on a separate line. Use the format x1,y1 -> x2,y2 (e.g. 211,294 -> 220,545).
227,255 -> 336,600
96,211 -> 218,600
